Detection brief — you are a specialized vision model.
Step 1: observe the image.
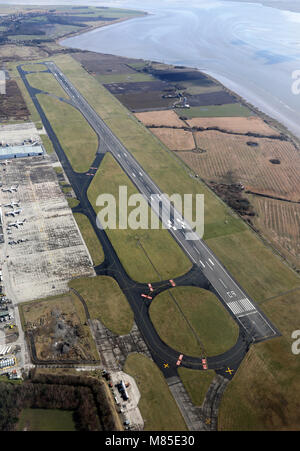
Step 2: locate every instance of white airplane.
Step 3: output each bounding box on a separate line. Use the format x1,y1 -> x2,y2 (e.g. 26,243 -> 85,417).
175,218 -> 187,229
5,209 -> 22,217
167,219 -> 177,230
4,201 -> 20,208
2,185 -> 18,193
8,219 -> 26,228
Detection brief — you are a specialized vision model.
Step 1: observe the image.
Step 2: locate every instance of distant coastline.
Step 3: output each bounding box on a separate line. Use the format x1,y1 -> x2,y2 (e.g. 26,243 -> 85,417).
61,3 -> 300,143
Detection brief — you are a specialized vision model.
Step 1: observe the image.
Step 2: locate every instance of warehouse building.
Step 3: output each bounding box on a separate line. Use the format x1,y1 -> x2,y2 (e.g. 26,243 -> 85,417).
0,144 -> 44,160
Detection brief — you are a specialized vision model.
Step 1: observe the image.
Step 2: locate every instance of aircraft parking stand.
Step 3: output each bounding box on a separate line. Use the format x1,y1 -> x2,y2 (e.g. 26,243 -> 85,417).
0,155 -> 95,303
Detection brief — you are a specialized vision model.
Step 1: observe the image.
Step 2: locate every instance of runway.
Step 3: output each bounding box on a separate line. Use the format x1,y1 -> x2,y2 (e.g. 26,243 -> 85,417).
18,62 -> 280,379
45,60 -> 279,344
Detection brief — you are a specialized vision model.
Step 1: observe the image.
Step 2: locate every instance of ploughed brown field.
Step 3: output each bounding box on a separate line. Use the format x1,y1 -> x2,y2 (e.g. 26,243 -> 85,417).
179,130 -> 300,202
141,108 -> 300,268
72,51 -> 145,75
187,116 -> 281,137
104,80 -> 167,95
0,79 -> 29,121
246,194 -> 300,267
115,91 -> 175,111
184,90 -> 237,107
135,109 -> 186,127
149,127 -> 195,151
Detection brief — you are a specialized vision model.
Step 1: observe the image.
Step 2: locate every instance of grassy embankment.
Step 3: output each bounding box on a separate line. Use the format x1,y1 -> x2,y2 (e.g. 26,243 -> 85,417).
73,213 -> 104,267
40,134 -> 55,155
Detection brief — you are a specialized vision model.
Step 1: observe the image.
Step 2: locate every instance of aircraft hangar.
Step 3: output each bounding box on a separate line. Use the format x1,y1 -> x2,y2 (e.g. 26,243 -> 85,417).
0,144 -> 44,160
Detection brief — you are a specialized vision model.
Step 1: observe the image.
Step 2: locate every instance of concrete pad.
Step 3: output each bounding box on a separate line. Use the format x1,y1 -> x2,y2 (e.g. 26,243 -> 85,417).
110,370 -> 144,431
0,122 -> 42,146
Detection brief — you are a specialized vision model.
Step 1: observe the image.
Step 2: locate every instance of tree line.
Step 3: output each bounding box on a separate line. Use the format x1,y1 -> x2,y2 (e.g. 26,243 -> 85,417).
0,371 -> 119,431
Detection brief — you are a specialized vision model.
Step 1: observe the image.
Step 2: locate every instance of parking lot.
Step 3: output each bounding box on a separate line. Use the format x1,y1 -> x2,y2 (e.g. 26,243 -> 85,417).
0,155 -> 95,303
0,150 -> 96,377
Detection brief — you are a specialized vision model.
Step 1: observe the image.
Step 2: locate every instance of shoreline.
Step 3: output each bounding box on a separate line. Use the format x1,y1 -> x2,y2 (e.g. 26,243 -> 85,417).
59,4 -> 300,146
58,43 -> 300,149
198,69 -> 300,147
56,11 -> 148,47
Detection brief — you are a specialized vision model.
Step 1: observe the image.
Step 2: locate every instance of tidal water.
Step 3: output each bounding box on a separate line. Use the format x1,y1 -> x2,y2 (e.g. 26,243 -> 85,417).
2,0 -> 300,138
60,0 -> 300,139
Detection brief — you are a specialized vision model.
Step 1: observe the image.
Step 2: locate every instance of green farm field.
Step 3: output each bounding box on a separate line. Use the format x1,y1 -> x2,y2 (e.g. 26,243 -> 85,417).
73,213 -> 104,266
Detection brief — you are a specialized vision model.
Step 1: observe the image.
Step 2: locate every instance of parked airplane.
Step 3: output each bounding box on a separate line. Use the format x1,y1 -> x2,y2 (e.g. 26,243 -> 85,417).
8,219 -> 26,228
8,238 -> 27,245
5,209 -> 22,217
2,185 -> 18,193
4,201 -> 20,208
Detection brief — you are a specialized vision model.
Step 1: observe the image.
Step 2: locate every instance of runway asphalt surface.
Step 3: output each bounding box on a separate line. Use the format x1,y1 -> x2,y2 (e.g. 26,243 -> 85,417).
17,62 -> 280,379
